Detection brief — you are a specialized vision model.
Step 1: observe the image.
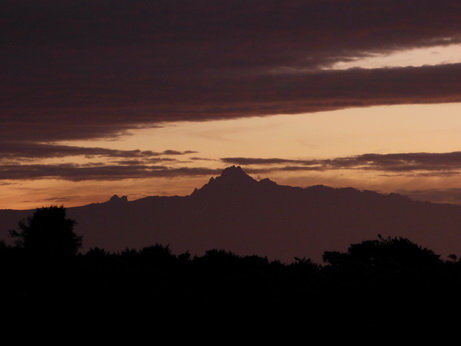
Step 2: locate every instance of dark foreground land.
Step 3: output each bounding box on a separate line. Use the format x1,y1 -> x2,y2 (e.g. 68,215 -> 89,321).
2,236 -> 461,337
1,205 -> 459,339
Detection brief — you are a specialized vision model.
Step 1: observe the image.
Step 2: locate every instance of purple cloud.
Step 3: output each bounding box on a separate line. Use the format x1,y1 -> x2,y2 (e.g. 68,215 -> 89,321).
0,163 -> 221,181
1,0 -> 460,145
222,151 -> 461,173
0,142 -> 197,161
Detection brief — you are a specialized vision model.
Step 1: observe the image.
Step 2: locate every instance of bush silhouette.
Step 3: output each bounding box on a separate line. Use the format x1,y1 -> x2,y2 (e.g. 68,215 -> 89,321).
322,234 -> 441,268
9,205 -> 82,257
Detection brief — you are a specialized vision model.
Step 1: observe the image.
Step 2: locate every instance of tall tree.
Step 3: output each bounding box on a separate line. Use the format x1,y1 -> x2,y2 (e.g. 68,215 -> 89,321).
9,206 -> 82,257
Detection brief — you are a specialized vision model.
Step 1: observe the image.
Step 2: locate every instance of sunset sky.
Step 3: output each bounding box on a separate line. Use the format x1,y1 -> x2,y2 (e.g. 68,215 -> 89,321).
2,0 -> 461,210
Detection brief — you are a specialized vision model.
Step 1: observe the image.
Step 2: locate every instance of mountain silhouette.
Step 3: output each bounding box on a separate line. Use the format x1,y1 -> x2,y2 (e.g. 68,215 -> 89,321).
191,165 -> 278,198
2,165 -> 461,263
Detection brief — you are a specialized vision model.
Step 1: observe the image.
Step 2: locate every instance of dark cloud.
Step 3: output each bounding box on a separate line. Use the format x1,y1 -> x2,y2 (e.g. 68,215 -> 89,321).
2,150 -> 461,182
222,151 -> 461,173
0,142 -> 196,161
163,150 -> 198,155
190,157 -> 218,161
0,163 -> 220,181
331,152 -> 461,172
44,196 -> 78,203
110,160 -> 149,166
279,166 -> 326,172
1,0 -> 461,145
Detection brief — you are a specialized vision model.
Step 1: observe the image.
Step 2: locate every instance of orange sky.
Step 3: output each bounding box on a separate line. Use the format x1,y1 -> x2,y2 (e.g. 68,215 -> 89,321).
3,101 -> 461,210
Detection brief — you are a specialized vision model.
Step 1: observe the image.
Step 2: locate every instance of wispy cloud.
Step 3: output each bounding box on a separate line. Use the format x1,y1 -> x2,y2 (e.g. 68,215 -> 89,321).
190,157 -> 218,162
44,196 -> 79,203
0,142 -> 197,161
163,150 -> 198,155
332,152 -> 461,172
222,151 -> 461,174
0,163 -> 221,181
3,150 -> 460,182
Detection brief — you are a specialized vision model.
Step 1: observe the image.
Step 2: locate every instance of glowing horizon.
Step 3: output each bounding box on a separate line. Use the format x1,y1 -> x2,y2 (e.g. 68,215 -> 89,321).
2,102 -> 461,210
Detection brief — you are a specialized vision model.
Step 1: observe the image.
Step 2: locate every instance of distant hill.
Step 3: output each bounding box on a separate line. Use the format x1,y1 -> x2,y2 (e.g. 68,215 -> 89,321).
2,165 -> 461,263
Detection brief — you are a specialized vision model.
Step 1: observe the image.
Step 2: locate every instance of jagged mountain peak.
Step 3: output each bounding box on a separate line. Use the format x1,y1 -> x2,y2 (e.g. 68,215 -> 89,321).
217,165 -> 255,183
191,166 -> 266,197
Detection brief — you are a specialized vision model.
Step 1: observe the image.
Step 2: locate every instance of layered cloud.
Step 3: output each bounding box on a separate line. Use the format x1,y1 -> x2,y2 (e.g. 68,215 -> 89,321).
0,142 -> 196,160
0,142 -> 203,181
0,164 -> 221,181
222,152 -> 461,174
2,0 -> 461,146
3,150 -> 461,182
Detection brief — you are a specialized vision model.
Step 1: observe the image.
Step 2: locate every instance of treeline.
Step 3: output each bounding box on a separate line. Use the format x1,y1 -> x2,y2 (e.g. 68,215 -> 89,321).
2,206 -> 461,333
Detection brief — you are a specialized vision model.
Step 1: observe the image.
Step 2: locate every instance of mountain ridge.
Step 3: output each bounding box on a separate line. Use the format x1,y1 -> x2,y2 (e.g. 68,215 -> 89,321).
1,166 -> 461,263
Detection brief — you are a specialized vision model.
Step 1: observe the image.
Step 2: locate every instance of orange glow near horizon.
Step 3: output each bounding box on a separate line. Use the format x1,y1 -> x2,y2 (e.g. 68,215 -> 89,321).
3,102 -> 461,210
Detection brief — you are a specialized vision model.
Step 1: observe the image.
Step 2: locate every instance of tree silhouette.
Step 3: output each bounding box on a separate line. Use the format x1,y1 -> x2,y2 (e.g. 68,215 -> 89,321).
9,205 -> 82,257
322,234 -> 441,268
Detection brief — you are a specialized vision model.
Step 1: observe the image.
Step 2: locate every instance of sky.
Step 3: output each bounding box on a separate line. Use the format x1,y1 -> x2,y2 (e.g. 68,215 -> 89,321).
2,0 -> 461,210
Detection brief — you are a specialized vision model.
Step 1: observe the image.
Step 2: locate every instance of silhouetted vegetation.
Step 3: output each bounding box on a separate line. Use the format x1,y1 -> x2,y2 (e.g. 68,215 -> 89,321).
9,205 -> 82,257
2,207 -> 461,333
